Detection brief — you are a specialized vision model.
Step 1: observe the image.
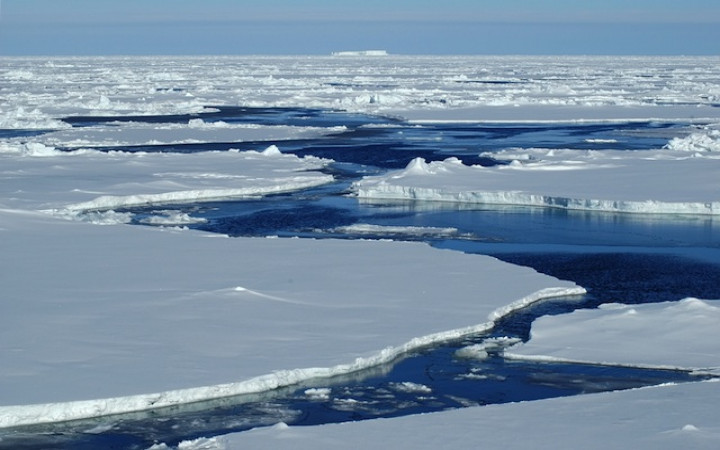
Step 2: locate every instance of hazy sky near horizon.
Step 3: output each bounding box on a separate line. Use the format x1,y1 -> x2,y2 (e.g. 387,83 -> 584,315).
1,0 -> 719,55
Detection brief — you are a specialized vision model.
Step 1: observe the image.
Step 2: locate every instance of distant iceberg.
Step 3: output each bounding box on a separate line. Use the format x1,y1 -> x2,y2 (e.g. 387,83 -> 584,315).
332,50 -> 389,57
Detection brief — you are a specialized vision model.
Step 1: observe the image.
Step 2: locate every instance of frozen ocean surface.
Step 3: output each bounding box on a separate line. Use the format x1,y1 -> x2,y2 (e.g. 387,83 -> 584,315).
1,55 -> 720,449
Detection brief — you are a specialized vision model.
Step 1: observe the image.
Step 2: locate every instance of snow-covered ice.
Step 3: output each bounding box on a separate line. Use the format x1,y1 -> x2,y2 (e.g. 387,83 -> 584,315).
158,298 -> 720,449
2,55 -> 720,126
331,223 -> 461,238
2,55 -> 720,447
0,144 -> 332,214
506,298 -> 720,374
665,123 -> 720,153
225,380 -> 720,450
0,207 -> 581,427
353,149 -> 720,214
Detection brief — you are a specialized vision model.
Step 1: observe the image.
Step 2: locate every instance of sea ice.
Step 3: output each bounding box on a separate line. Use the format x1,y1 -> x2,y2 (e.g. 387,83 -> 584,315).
353,152 -> 720,215
0,145 -> 332,213
331,223 -> 460,238
3,55 -> 720,126
225,379 -> 720,450
506,298 -> 720,373
665,124 -> 720,153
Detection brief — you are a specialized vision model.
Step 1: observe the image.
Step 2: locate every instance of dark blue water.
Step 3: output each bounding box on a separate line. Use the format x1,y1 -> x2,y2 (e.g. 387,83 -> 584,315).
0,129 -> 53,139
3,107 -> 718,449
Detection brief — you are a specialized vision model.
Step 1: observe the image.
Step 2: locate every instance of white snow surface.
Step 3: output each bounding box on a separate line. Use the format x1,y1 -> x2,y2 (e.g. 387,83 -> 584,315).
0,145 -> 332,214
222,299 -> 716,450
507,298 -> 720,374
665,123 -> 720,153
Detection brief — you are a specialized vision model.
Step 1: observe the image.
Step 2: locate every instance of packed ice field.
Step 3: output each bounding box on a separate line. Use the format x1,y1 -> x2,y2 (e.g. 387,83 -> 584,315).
1,55 -> 720,449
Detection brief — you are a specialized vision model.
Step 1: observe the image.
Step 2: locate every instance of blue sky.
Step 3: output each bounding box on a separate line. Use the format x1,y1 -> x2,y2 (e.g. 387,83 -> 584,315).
1,0 -> 719,55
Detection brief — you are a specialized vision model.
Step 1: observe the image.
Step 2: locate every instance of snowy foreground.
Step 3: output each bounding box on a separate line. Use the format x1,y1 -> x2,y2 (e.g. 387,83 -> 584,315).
222,379 -> 720,450
1,56 -> 720,447
0,208 -> 582,426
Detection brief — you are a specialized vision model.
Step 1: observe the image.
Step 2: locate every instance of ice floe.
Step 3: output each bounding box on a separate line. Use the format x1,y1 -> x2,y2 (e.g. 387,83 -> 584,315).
332,223 -> 460,238
353,151 -> 720,214
665,124 -> 720,153
506,298 -> 720,373
0,208 -> 581,427
225,379 -> 720,450
0,145 -> 332,214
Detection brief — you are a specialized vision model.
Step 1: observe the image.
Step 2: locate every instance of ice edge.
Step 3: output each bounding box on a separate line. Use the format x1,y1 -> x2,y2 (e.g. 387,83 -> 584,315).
58,177 -> 335,213
354,184 -> 720,215
0,286 -> 585,429
502,353 -> 720,376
